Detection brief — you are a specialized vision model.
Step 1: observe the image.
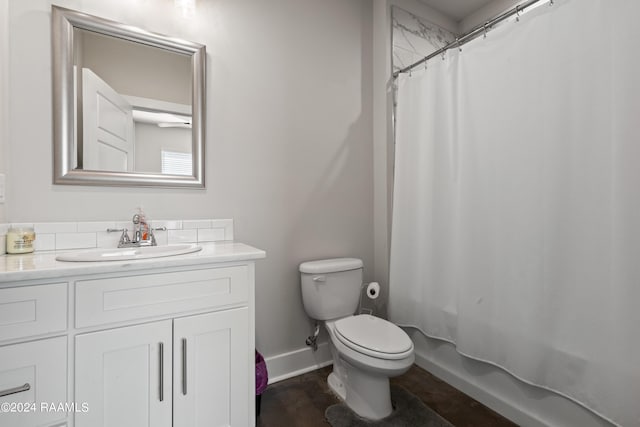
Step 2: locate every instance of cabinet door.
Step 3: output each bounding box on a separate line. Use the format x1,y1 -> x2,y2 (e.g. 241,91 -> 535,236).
0,337 -> 67,427
173,307 -> 250,427
75,321 -> 172,427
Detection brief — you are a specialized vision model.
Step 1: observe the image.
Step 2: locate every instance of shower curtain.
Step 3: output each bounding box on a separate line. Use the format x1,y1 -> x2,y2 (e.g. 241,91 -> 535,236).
389,1 -> 640,426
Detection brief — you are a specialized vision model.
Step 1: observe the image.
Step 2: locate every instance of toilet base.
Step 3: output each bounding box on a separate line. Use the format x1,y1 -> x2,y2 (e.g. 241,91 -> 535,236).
327,371 -> 346,401
327,362 -> 393,421
346,364 -> 392,420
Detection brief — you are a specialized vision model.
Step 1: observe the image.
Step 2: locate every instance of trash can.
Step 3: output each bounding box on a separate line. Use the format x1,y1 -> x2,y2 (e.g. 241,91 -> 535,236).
255,350 -> 268,418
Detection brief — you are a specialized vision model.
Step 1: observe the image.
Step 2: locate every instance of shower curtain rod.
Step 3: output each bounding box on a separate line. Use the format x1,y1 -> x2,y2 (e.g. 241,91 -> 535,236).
394,0 -> 549,77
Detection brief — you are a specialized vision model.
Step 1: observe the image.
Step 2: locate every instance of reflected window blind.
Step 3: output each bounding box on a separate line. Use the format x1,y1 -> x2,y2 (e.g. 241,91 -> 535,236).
161,150 -> 192,175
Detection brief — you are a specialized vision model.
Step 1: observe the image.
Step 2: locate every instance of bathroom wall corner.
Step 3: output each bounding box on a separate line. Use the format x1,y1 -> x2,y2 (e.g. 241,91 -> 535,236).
0,0 -> 8,223
265,341 -> 332,385
372,0 -> 458,320
372,0 -> 393,319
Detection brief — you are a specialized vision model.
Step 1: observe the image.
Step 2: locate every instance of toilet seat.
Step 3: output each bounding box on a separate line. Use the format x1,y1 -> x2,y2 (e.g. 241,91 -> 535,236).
334,315 -> 413,360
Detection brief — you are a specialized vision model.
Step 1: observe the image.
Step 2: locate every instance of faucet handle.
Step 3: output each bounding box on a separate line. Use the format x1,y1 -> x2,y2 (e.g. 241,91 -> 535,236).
146,227 -> 167,247
107,228 -> 131,246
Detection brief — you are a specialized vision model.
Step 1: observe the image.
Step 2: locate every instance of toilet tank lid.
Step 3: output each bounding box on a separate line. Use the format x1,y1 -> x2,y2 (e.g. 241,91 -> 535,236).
299,258 -> 363,274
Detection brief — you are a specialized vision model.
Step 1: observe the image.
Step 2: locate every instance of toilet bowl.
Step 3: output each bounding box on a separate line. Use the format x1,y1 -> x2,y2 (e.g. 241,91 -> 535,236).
299,258 -> 415,420
324,315 -> 414,419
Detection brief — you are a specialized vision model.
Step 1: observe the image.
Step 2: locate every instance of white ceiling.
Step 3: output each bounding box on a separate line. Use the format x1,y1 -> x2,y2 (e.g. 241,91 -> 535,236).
417,0 -> 500,21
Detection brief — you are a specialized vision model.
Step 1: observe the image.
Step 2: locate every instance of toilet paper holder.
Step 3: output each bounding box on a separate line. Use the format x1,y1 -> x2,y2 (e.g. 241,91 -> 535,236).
366,282 -> 380,299
358,282 -> 380,315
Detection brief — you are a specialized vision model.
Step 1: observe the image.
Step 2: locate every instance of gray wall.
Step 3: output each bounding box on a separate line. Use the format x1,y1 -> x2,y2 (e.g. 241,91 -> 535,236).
4,0 -> 374,358
0,0 -> 7,224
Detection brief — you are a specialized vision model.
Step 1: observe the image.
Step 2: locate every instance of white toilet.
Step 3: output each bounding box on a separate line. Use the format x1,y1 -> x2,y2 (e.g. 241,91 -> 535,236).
299,258 -> 414,420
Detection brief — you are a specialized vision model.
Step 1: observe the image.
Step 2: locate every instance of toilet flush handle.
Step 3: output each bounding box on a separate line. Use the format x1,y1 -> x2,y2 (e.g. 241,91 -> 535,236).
312,275 -> 326,282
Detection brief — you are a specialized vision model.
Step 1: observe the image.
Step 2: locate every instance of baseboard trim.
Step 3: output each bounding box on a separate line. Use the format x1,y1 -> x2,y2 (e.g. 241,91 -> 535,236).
265,342 -> 332,384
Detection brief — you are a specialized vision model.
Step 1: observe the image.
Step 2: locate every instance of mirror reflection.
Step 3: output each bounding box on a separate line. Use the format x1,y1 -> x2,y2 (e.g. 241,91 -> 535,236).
52,5 -> 205,188
75,29 -> 193,175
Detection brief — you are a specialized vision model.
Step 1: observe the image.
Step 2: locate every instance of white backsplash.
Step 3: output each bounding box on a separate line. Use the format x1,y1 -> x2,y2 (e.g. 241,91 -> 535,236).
0,219 -> 233,252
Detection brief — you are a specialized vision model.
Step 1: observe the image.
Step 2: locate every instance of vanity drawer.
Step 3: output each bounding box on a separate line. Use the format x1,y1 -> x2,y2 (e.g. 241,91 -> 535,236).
0,336 -> 67,427
76,265 -> 249,328
0,283 -> 67,342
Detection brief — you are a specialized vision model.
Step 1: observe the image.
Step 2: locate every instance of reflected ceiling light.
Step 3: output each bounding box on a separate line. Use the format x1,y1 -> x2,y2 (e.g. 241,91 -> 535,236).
158,122 -> 192,129
132,109 -> 192,128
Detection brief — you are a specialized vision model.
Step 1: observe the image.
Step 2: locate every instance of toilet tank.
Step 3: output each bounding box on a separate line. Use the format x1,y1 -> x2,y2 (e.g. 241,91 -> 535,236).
299,258 -> 363,321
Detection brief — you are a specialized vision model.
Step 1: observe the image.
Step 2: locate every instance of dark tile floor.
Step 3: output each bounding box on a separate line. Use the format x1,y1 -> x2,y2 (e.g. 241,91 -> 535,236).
256,364 -> 518,427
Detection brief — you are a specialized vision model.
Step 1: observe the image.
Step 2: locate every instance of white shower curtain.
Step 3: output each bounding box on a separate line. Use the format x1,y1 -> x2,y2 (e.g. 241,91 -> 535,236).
389,1 -> 640,426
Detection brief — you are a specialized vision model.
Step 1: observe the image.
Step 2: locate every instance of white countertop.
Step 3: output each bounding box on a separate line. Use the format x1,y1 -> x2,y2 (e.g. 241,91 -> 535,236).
0,242 -> 266,284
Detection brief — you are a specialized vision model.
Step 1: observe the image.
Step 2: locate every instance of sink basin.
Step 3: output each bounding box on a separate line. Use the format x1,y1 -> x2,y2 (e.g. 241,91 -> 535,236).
55,244 -> 202,262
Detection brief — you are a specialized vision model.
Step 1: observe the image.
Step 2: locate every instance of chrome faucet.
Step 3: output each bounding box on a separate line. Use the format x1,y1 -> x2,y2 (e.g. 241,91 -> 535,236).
107,215 -> 167,248
132,213 -> 144,243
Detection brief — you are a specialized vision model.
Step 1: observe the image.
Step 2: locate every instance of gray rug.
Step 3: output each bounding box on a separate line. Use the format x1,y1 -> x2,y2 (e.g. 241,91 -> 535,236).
325,386 -> 453,427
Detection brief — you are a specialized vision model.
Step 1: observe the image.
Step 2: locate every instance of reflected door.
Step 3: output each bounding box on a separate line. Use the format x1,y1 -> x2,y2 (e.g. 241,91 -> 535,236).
82,68 -> 135,172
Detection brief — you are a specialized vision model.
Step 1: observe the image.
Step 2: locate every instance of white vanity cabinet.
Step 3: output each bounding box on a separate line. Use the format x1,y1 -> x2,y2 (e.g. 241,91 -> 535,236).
0,242 -> 264,427
75,308 -> 250,427
74,264 -> 255,427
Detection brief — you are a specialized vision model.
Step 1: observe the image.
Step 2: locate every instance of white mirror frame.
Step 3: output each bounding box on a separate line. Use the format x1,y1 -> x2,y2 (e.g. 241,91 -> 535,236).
52,5 -> 206,188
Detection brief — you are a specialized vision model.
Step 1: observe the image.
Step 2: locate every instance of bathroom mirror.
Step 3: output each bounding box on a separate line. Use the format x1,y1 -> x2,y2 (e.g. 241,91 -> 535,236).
52,6 -> 206,188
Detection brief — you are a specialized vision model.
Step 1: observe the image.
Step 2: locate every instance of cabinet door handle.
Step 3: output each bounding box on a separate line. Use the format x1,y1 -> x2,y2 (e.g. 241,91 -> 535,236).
0,383 -> 30,397
159,342 -> 164,402
182,338 -> 187,395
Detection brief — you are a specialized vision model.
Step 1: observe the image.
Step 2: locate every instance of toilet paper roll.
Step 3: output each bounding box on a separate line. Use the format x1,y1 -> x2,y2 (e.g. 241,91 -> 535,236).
366,282 -> 380,300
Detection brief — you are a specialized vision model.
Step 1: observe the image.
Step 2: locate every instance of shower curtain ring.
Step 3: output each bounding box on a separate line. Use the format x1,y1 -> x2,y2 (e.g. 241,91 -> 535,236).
549,0 -> 554,5
456,37 -> 462,52
441,51 -> 446,61
516,5 -> 521,22
483,23 -> 489,39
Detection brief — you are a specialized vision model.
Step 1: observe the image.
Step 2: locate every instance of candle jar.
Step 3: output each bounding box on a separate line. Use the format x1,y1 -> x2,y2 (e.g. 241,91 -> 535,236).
6,227 -> 36,254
